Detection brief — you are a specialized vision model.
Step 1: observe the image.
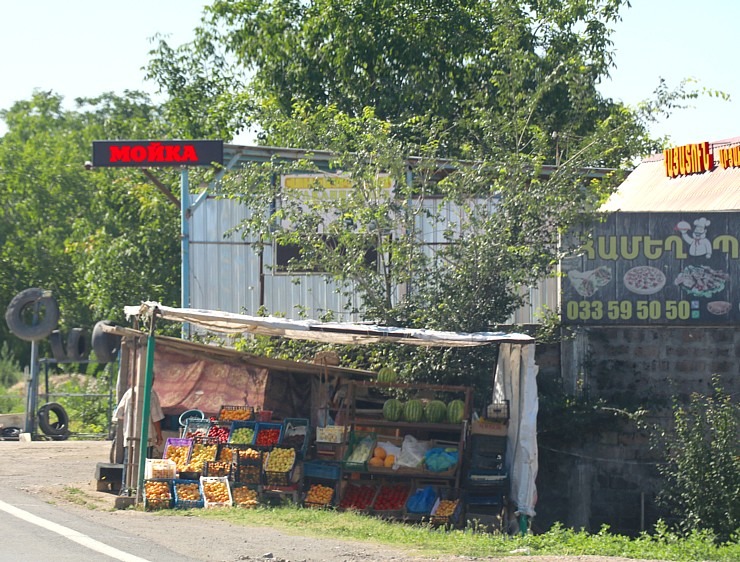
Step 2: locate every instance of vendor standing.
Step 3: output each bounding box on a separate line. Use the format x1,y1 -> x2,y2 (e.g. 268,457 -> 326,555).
113,384 -> 165,487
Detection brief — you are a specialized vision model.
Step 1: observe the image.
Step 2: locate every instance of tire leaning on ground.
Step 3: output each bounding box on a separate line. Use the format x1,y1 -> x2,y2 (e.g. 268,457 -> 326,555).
92,320 -> 121,364
4,288 -> 60,342
37,402 -> 70,440
66,327 -> 90,361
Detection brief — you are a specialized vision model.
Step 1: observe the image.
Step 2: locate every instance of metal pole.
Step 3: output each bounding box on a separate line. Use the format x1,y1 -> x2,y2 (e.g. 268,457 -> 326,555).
181,168 -> 190,338
25,341 -> 40,435
135,320 -> 157,502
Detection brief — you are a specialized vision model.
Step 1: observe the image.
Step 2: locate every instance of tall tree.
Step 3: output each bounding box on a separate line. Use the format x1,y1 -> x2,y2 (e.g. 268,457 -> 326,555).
0,91 -> 181,365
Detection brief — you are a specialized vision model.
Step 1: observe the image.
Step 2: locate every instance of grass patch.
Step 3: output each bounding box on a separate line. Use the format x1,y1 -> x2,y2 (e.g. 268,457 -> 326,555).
173,505 -> 739,561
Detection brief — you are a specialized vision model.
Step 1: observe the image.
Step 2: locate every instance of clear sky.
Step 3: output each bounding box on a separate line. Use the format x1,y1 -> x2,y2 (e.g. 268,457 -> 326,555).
0,1 -> 737,148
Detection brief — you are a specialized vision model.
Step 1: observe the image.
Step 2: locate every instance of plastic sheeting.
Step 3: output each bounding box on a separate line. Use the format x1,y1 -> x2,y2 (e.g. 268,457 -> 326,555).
124,302 -> 535,347
493,343 -> 539,517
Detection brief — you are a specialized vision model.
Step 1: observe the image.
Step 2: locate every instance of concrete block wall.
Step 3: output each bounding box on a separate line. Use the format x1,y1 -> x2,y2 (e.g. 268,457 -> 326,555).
533,327 -> 739,536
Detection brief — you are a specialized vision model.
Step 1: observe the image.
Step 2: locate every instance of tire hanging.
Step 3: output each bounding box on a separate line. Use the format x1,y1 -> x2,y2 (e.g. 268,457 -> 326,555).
4,288 -> 59,342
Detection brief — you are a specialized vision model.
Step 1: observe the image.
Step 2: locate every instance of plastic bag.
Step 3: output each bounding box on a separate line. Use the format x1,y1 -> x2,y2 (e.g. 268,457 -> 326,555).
405,486 -> 437,514
395,435 -> 431,469
424,447 -> 459,472
376,440 -> 401,459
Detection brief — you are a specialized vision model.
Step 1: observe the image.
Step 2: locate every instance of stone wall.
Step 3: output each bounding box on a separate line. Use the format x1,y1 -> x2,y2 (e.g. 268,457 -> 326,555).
533,327 -> 739,536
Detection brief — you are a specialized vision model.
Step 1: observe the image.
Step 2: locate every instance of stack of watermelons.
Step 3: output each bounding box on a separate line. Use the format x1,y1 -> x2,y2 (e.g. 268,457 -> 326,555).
381,397 -> 467,423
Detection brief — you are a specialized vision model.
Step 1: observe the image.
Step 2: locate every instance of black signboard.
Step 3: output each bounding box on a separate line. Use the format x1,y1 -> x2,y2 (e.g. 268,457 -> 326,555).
562,212 -> 740,325
92,140 -> 223,168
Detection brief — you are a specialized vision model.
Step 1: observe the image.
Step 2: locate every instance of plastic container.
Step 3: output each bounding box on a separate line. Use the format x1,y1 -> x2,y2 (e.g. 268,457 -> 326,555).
218,405 -> 254,422
303,482 -> 335,508
342,431 -> 376,472
163,438 -> 193,473
264,447 -> 297,487
231,444 -> 264,485
430,490 -> 462,526
230,482 -> 260,508
315,425 -> 346,443
185,437 -> 219,473
173,478 -> 204,509
371,482 -> 411,518
253,422 -> 283,449
302,460 -> 341,481
145,458 -> 177,480
200,476 -> 233,507
181,418 -> 211,439
178,409 -> 205,427
255,408 -> 273,421
203,460 -> 232,478
143,478 -> 173,510
228,420 -> 257,445
281,418 -> 310,458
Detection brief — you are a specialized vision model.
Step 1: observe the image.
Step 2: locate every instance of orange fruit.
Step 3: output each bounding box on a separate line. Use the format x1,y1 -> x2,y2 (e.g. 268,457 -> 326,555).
384,454 -> 395,468
373,447 -> 387,460
368,457 -> 384,467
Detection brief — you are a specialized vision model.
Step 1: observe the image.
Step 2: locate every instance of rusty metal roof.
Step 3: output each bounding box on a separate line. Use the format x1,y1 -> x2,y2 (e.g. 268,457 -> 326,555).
601,138 -> 740,212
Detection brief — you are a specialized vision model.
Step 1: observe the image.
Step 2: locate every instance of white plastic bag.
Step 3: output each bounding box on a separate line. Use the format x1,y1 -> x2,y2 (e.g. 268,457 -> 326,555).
394,435 -> 432,469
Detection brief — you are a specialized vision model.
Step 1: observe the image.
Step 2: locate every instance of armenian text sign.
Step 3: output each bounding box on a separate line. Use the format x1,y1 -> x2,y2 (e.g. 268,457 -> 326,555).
562,212 -> 740,325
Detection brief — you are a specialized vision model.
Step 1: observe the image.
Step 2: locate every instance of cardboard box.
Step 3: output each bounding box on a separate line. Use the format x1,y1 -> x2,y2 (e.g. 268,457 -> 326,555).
471,419 -> 508,436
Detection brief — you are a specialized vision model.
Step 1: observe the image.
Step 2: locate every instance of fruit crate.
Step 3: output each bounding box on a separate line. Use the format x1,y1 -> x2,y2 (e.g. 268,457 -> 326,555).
302,460 -> 342,481
163,437 -> 193,474
371,482 -> 411,519
255,408 -> 273,421
206,421 -> 231,444
216,442 -> 236,463
315,425 -> 346,444
200,476 -> 233,508
231,444 -> 264,485
185,437 -> 220,474
303,482 -> 336,508
181,418 -> 211,439
230,482 -> 261,508
253,422 -> 283,449
145,458 -> 177,480
263,447 -> 297,487
337,481 -> 378,512
430,489 -> 463,526
203,460 -> 233,478
173,478 -> 204,509
143,478 -> 174,511
342,431 -> 377,472
218,404 -> 254,422
280,418 -> 310,458
228,420 -> 257,445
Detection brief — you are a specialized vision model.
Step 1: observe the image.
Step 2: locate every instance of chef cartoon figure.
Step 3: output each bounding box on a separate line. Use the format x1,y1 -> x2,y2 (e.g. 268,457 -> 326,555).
676,217 -> 712,258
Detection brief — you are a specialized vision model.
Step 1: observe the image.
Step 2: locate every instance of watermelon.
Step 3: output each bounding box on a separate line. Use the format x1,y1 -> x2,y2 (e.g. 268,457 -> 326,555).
377,367 -> 397,384
447,399 -> 466,423
382,399 -> 403,422
403,399 -> 424,422
424,400 -> 447,423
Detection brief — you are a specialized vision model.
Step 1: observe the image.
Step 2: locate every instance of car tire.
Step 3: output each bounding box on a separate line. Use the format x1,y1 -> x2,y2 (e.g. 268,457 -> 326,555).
92,320 -> 120,364
49,330 -> 66,362
5,288 -> 60,342
66,327 -> 90,361
37,402 -> 70,439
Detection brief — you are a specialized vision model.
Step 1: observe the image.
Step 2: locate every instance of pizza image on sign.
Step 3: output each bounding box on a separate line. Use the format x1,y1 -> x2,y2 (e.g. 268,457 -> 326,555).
623,266 -> 666,295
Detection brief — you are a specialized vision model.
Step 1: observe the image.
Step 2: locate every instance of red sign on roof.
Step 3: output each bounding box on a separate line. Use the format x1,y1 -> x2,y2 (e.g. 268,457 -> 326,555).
92,140 -> 223,168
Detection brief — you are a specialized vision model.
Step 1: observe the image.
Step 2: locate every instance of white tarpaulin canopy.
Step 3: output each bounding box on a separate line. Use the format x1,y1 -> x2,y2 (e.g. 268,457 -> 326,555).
124,302 -> 535,347
125,301 -> 539,516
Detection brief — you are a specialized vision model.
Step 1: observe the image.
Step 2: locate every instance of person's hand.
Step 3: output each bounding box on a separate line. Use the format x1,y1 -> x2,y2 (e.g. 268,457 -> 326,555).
156,433 -> 163,446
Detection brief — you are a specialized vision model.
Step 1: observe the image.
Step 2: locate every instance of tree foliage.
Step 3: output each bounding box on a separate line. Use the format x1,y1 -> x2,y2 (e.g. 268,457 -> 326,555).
0,91 -> 181,365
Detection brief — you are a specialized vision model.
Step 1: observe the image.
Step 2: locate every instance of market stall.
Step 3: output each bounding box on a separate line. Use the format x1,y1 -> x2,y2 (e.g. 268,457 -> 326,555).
112,302 -> 538,529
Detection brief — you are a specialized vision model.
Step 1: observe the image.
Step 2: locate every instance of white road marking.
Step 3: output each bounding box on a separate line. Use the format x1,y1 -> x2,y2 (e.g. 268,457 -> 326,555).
0,499 -> 150,561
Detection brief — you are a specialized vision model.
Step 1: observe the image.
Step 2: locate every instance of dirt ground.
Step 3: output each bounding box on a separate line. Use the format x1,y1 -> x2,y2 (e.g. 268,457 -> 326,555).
0,439 -> 665,562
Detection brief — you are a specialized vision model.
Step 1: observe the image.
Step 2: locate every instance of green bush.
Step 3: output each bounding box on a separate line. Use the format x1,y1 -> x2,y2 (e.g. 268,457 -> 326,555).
654,375 -> 739,543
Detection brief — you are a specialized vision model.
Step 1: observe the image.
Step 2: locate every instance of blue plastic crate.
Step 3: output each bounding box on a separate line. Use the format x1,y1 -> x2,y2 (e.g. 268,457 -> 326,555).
173,478 -> 204,509
228,420 -> 257,445
303,460 -> 342,480
253,422 -> 283,448
281,418 -> 310,458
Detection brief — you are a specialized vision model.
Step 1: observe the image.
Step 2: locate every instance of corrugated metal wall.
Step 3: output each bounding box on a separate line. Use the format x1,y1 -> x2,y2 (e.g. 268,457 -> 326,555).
189,195 -> 559,323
